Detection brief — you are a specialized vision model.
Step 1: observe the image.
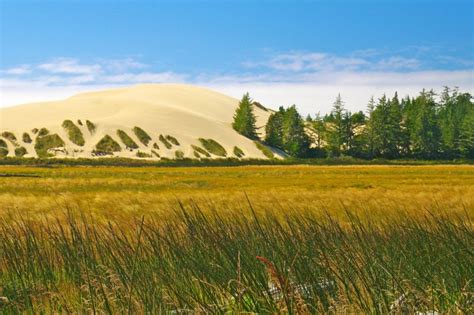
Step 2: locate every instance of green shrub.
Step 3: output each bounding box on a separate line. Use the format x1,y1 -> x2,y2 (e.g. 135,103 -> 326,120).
153,143 -> 160,150
159,134 -> 172,149
193,151 -> 200,158
117,130 -> 139,149
191,145 -> 211,158
136,151 -> 152,158
77,120 -> 83,126
86,120 -> 96,134
62,120 -> 85,146
175,150 -> 184,159
22,132 -> 32,143
198,138 -> 227,157
151,150 -> 160,158
2,132 -> 17,146
0,139 -> 8,157
166,135 -> 180,146
35,134 -> 65,158
133,127 -> 152,146
31,128 -> 39,134
94,135 -> 121,154
38,128 -> 49,137
15,147 -> 27,157
255,141 -> 274,159
233,146 -> 245,158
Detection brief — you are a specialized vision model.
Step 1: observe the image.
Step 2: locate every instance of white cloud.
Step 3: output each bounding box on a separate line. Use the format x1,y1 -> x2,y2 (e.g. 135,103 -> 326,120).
38,58 -> 102,75
3,65 -> 32,75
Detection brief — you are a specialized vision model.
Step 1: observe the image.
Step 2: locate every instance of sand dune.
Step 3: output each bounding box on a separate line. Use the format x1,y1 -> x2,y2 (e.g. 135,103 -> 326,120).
0,84 -> 280,159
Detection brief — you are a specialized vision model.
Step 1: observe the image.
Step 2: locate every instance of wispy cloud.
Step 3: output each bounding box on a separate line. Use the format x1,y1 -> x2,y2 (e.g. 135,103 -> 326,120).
3,65 -> 32,75
38,58 -> 102,75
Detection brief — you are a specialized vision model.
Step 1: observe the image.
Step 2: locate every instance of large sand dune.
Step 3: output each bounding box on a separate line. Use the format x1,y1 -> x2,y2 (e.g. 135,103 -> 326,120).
0,84 -> 280,159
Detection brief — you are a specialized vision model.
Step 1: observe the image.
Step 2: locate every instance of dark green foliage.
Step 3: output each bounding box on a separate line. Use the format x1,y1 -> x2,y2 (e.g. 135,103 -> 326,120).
31,128 -> 39,134
38,128 -> 49,137
192,145 -> 211,158
34,134 -> 65,158
77,119 -> 83,126
166,135 -> 180,146
0,139 -> 8,157
198,138 -> 227,157
255,141 -> 275,159
153,143 -> 160,150
151,150 -> 160,158
86,120 -> 96,134
136,151 -> 152,158
15,147 -> 27,157
159,135 -> 172,149
94,135 -> 121,154
265,110 -> 284,148
1,132 -> 17,146
133,127 -> 152,146
117,130 -> 139,149
193,151 -> 200,158
232,93 -> 258,139
233,146 -> 245,158
62,120 -> 85,146
22,132 -> 32,143
175,150 -> 184,159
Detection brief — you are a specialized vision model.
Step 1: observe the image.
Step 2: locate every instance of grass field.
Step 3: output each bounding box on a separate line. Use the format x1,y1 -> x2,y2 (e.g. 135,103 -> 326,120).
0,165 -> 473,312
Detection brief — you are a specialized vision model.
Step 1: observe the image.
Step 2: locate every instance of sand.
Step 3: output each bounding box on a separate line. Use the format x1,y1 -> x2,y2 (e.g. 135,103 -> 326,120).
0,84 -> 279,159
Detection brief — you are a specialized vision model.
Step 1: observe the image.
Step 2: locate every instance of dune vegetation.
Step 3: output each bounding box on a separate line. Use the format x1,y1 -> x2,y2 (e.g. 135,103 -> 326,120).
34,134 -> 65,158
0,140 -> 8,157
14,147 -> 27,157
117,129 -> 139,149
86,120 -> 96,134
255,141 -> 274,159
159,134 -> 173,149
233,146 -> 245,158
0,165 -> 472,313
192,144 -> 211,158
133,127 -> 152,146
94,135 -> 121,155
37,128 -> 49,137
199,138 -> 227,157
62,120 -> 85,146
22,132 -> 32,144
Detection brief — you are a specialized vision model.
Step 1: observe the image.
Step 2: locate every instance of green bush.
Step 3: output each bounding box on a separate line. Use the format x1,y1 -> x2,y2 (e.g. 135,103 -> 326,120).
38,128 -> 49,137
22,132 -> 32,143
153,143 -> 160,150
136,151 -> 152,158
2,132 -> 17,146
31,128 -> 39,134
133,127 -> 152,146
255,141 -> 274,159
0,139 -> 8,157
77,120 -> 83,126
175,150 -> 184,159
86,120 -> 96,134
198,138 -> 227,157
191,145 -> 211,158
15,147 -> 27,157
62,120 -> 85,146
117,130 -> 139,149
233,146 -> 245,158
94,135 -> 121,154
159,134 -> 172,149
193,151 -> 200,158
166,135 -> 180,146
35,134 -> 65,158
151,150 -> 160,158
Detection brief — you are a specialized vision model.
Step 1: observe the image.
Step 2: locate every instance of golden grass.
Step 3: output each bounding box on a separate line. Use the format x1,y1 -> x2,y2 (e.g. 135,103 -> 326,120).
0,165 -> 472,223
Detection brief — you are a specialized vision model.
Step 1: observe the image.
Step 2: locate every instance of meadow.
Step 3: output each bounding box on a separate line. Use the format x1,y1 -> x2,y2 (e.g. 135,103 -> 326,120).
0,165 -> 473,313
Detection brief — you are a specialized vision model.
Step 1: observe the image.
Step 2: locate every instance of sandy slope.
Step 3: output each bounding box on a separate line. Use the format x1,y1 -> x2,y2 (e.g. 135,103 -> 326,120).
0,84 -> 279,159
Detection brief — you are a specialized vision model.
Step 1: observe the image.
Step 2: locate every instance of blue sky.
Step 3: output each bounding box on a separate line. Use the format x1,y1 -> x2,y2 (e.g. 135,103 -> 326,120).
1,0 -> 473,114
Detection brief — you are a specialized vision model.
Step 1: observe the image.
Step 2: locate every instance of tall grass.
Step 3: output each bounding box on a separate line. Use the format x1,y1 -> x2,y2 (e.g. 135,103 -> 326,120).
0,202 -> 472,313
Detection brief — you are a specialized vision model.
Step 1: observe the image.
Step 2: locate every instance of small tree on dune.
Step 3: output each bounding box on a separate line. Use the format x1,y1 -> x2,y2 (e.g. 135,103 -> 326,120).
233,93 -> 258,139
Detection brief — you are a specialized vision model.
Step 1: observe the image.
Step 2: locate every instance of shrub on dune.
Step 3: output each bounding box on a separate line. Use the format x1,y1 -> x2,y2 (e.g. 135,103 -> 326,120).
22,132 -> 32,143
94,135 -> 121,155
0,139 -> 8,157
175,150 -> 184,159
35,134 -> 65,158
255,141 -> 274,159
117,130 -> 139,149
62,120 -> 85,146
15,147 -> 27,157
198,138 -> 227,157
233,146 -> 245,158
133,127 -> 152,146
159,134 -> 172,149
191,145 -> 211,158
166,135 -> 180,146
136,151 -> 152,158
38,128 -> 50,137
86,120 -> 96,134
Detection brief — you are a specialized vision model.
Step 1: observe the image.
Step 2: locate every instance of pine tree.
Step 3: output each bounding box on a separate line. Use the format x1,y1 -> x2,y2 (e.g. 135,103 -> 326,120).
281,105 -> 309,157
364,96 -> 376,158
232,93 -> 257,139
265,108 -> 284,149
326,94 -> 346,156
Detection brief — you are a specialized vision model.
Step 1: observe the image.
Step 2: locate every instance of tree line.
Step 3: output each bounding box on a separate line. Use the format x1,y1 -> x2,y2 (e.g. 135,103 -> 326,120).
233,87 -> 474,159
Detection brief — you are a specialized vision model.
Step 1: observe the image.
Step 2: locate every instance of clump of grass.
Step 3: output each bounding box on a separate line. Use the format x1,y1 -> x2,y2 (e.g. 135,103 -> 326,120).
34,134 -> 65,157
198,138 -> 227,157
22,132 -> 32,143
151,150 -> 160,158
133,127 -> 152,146
86,120 -> 96,134
94,135 -> 121,155
193,151 -> 200,158
153,143 -> 160,150
38,128 -> 49,137
136,151 -> 152,158
0,139 -> 8,157
191,145 -> 211,158
117,130 -> 139,149
255,141 -> 274,159
14,147 -> 27,157
166,135 -> 180,146
159,134 -> 172,149
62,120 -> 85,146
233,146 -> 245,158
31,128 -> 39,134
77,119 -> 83,126
175,150 -> 184,159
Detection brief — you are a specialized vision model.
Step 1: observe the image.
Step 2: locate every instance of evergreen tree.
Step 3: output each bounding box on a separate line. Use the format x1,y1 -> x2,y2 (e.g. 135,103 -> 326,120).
326,94 -> 346,156
311,112 -> 326,150
265,107 -> 284,149
281,105 -> 309,157
364,96 -> 376,158
232,93 -> 257,139
458,95 -> 474,158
